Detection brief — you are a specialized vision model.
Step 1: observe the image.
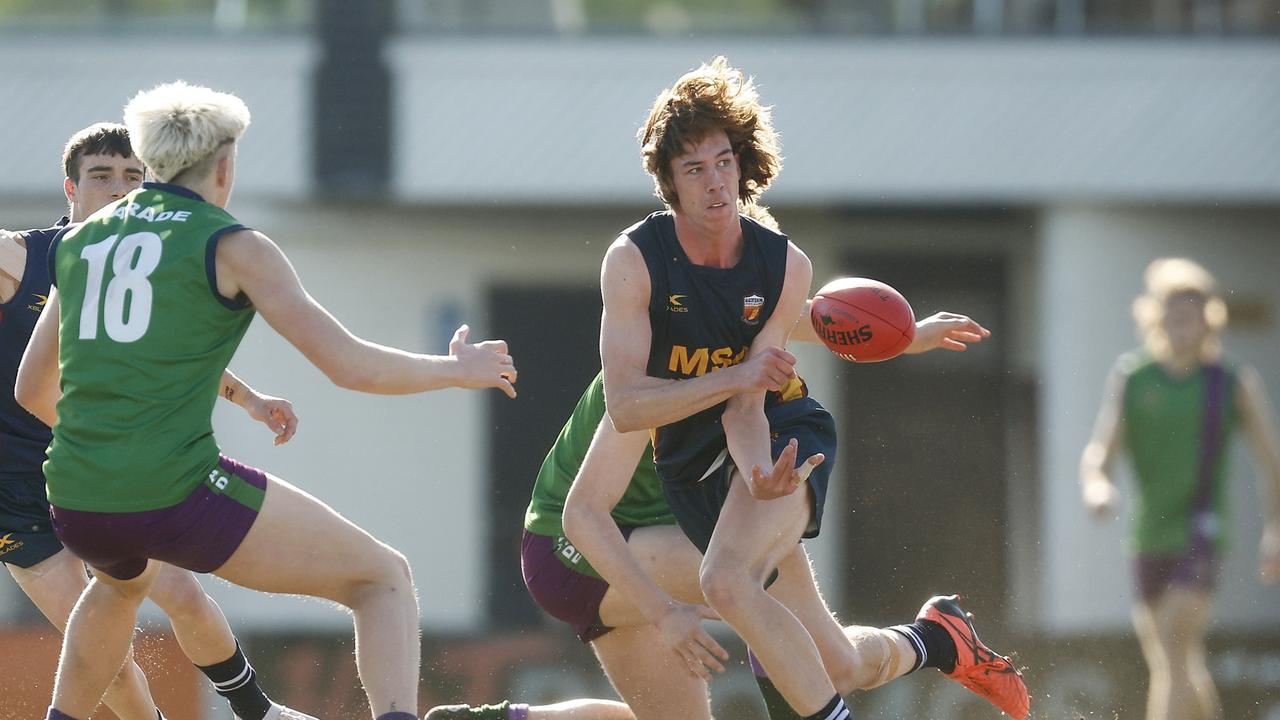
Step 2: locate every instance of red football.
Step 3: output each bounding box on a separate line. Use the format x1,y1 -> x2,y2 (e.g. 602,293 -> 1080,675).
810,278 -> 915,362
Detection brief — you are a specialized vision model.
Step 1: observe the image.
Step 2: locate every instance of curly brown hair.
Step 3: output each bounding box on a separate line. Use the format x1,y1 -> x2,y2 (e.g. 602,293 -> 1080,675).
638,57 -> 782,216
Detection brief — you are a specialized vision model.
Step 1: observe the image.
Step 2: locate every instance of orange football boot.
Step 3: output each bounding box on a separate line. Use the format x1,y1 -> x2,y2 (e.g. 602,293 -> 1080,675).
917,594 -> 1030,719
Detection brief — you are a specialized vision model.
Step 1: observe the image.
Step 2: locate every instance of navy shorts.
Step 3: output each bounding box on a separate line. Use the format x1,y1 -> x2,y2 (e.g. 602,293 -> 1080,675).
1134,544 -> 1219,604
50,455 -> 268,580
0,473 -> 64,569
521,527 -> 636,643
663,396 -> 837,554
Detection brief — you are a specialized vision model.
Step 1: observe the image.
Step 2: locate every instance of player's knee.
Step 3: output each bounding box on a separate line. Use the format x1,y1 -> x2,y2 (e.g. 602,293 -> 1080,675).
148,573 -> 213,622
698,561 -> 751,615
340,543 -> 414,607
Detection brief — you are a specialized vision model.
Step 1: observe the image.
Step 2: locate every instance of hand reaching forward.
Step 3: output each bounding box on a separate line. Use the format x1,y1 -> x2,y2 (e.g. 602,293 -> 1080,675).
655,601 -> 729,681
908,312 -> 991,354
748,438 -> 825,500
736,347 -> 796,393
449,324 -> 518,398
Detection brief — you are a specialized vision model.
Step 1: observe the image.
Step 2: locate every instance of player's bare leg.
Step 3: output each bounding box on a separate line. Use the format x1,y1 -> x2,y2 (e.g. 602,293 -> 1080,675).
595,525 -> 715,720
148,564 -> 308,720
592,623 -> 707,720
148,564 -> 237,665
768,546 -> 917,693
213,474 -> 419,719
699,473 -> 836,717
1134,589 -> 1221,720
9,550 -> 161,720
595,525 -> 706,625
49,560 -> 162,719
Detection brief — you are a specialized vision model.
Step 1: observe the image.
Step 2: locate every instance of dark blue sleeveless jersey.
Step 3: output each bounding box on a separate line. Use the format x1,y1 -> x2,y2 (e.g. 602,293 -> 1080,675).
628,211 -> 807,486
0,218 -> 63,479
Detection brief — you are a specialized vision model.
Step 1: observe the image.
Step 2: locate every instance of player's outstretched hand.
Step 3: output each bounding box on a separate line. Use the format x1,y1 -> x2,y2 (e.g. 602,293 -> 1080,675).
737,346 -> 796,392
449,324 -> 518,399
655,600 -> 729,681
748,438 -> 824,500
1260,524 -> 1280,585
244,393 -> 298,446
907,312 -> 991,354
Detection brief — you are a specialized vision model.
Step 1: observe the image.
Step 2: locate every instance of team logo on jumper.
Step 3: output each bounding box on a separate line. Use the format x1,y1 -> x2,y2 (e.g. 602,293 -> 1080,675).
27,293 -> 47,313
742,294 -> 764,324
554,535 -> 584,566
0,533 -> 22,557
206,468 -> 231,492
667,294 -> 689,313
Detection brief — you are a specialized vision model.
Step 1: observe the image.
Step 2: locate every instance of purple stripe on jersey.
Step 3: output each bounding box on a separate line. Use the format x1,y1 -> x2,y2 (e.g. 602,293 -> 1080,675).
49,454 -> 267,580
1190,365 -> 1225,547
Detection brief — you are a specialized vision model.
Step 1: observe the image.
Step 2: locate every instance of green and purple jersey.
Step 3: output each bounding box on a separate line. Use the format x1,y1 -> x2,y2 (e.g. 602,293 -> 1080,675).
1120,351 -> 1238,554
46,183 -> 253,512
524,372 -> 676,539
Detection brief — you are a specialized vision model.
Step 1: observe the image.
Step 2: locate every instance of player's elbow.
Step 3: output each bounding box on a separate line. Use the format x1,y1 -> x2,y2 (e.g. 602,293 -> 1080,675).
324,362 -> 379,393
609,408 -> 645,434
562,501 -> 590,548
13,378 -> 38,415
14,378 -> 53,427
603,392 -> 645,433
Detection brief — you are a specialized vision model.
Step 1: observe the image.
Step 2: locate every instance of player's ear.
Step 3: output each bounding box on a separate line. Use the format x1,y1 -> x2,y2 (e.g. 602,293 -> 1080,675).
216,153 -> 231,188
63,176 -> 77,204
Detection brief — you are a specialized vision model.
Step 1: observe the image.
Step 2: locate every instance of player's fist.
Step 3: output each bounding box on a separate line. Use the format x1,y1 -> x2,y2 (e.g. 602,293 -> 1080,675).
449,324 -> 518,398
1082,477 -> 1118,520
737,346 -> 796,393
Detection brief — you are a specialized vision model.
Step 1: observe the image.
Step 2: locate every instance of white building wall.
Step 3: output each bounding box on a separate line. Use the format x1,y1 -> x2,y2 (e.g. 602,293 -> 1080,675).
388,38 -> 1280,204
0,37 -> 314,200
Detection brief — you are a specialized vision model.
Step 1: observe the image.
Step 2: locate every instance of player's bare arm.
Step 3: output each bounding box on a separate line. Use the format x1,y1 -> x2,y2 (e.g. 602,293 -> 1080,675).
562,417 -> 728,679
1236,364 -> 1280,583
722,242 -> 823,500
216,228 -> 517,397
1080,366 -> 1128,519
600,236 -> 795,432
219,368 -> 299,445
0,229 -> 26,301
14,287 -> 61,426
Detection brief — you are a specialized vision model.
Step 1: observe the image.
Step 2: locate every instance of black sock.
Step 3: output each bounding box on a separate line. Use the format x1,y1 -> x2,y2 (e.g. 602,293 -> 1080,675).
888,620 -> 958,674
804,695 -> 849,720
197,642 -> 273,720
748,649 -> 805,720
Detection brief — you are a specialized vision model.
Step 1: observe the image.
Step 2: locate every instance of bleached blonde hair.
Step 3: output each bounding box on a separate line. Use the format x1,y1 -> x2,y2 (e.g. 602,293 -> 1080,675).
1132,257 -> 1228,361
123,81 -> 250,183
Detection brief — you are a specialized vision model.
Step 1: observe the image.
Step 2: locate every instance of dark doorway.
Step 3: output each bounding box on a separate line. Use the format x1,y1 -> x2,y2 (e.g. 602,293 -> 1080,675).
485,283 -> 602,626
836,253 -> 1011,630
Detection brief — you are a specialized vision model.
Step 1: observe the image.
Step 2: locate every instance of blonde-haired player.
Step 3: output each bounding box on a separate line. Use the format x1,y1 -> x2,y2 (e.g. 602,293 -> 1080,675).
18,81 -> 517,720
2,121 -> 307,720
1081,257 -> 1280,720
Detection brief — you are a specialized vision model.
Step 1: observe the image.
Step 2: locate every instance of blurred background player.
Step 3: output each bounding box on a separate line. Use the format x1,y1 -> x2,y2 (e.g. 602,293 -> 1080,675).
428,299 -> 997,720
15,83 -> 516,720
1,122 -> 309,720
1081,257 -> 1280,720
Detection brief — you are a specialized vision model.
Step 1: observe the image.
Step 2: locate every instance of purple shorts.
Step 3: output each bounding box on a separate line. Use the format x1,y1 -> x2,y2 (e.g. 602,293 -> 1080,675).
1134,545 -> 1218,604
50,455 -> 268,581
521,528 -> 635,643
